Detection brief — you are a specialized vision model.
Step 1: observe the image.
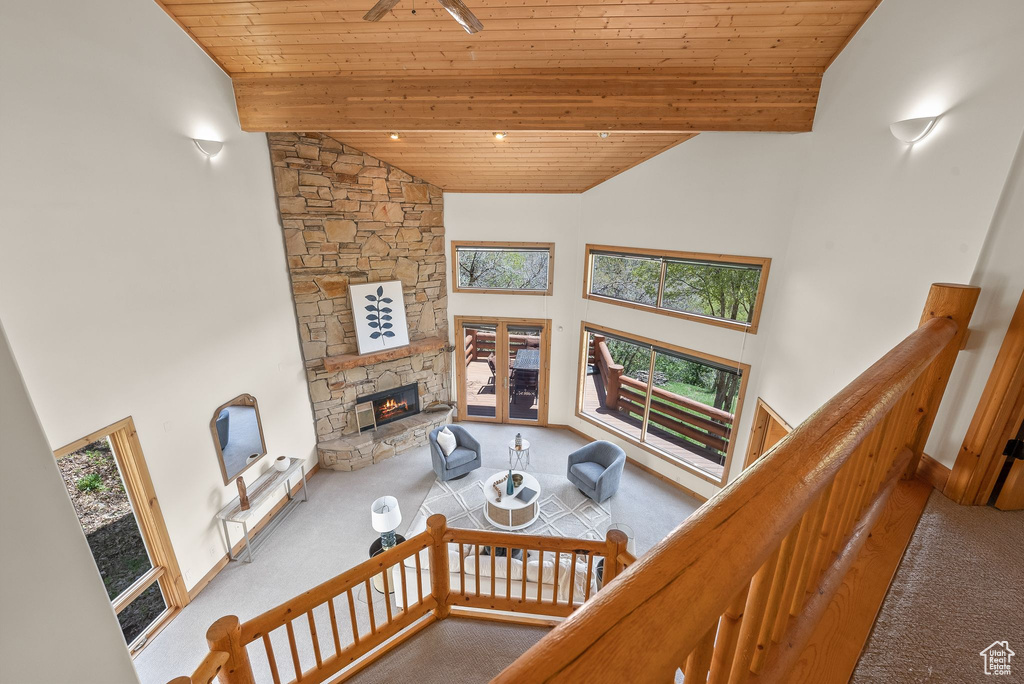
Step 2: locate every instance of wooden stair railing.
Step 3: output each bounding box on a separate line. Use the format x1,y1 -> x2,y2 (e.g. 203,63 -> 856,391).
495,283 -> 978,684
169,517 -> 630,684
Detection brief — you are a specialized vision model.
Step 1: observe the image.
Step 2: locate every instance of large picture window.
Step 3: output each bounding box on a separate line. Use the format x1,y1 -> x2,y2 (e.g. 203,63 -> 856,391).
452,241 -> 554,295
577,324 -> 749,484
584,245 -> 770,333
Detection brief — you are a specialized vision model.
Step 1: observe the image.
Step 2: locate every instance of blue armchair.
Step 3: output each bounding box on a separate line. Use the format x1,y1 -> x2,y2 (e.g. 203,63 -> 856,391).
567,441 -> 626,503
429,424 -> 482,481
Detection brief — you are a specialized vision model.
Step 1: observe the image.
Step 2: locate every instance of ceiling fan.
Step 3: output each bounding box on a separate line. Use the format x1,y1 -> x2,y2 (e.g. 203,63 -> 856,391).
363,0 -> 484,34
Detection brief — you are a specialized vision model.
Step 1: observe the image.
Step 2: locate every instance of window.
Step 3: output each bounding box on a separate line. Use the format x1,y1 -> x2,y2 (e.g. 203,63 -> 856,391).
584,245 -> 770,333
578,324 -> 749,484
452,242 -> 554,295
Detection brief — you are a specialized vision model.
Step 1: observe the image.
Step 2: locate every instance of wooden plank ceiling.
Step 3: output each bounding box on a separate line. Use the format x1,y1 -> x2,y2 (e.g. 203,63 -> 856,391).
327,131 -> 695,192
156,0 -> 880,192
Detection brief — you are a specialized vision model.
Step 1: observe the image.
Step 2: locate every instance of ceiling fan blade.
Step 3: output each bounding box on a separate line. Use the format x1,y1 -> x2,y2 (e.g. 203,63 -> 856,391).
436,0 -> 484,33
363,0 -> 401,22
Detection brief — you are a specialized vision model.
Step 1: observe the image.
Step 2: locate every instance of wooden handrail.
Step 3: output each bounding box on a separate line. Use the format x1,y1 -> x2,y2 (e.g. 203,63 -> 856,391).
495,283 -> 978,683
170,518 -> 626,683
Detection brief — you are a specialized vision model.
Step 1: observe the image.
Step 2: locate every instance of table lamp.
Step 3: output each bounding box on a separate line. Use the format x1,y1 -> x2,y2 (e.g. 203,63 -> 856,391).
371,496 -> 402,550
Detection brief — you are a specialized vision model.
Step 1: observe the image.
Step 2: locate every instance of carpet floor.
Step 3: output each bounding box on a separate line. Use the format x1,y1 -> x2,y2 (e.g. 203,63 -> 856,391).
135,423 -> 701,684
851,491 -> 1024,683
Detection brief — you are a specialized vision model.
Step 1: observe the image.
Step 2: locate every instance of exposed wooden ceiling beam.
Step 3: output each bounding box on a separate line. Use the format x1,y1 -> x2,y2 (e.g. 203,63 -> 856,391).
234,72 -> 820,133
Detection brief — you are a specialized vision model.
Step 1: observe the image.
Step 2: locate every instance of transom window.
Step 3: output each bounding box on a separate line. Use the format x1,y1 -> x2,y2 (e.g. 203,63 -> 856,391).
452,241 -> 554,295
584,245 -> 770,333
577,324 -> 749,484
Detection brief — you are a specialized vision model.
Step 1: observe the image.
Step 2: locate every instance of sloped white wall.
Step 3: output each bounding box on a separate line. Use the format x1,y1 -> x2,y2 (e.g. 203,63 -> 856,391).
0,0 -> 317,594
0,323 -> 140,683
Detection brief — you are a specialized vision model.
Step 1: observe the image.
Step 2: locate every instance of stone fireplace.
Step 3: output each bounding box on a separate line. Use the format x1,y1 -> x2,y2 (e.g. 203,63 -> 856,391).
268,132 -> 453,471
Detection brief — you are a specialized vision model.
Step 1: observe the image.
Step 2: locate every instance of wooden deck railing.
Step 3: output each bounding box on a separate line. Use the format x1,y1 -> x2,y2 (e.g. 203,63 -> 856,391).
589,334 -> 734,456
169,517 -> 629,684
497,283 -> 978,683
464,329 -> 540,364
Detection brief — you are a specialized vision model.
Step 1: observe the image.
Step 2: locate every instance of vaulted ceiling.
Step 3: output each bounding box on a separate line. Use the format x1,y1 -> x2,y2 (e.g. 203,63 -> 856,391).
157,0 -> 881,191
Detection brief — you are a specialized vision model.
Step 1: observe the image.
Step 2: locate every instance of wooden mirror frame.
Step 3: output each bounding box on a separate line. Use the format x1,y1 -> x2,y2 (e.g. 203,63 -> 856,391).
210,393 -> 268,486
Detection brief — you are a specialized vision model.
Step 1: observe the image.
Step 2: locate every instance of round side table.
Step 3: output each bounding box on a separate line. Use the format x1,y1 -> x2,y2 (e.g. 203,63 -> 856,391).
508,438 -> 531,470
368,534 -> 406,593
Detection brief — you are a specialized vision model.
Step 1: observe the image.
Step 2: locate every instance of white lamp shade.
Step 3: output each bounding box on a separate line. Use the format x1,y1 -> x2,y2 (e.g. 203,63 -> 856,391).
193,138 -> 224,157
371,496 -> 402,532
889,116 -> 938,144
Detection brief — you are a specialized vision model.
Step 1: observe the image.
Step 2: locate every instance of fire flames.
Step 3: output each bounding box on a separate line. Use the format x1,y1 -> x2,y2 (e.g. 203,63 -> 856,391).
377,397 -> 409,420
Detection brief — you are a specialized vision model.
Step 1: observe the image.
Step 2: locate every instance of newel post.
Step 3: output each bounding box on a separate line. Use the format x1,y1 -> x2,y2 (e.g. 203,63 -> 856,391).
906,283 -> 980,477
427,514 -> 451,620
602,528 -> 629,586
206,615 -> 255,684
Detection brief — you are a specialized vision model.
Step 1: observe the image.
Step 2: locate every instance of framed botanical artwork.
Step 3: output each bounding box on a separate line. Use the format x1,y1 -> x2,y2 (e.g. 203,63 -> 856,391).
349,280 -> 410,354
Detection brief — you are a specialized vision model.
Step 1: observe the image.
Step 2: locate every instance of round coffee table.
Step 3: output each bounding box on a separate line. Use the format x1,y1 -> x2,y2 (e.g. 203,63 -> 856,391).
484,470 -> 541,530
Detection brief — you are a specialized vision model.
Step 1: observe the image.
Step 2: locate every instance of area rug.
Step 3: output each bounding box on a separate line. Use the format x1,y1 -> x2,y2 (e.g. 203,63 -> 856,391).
415,471 -> 611,540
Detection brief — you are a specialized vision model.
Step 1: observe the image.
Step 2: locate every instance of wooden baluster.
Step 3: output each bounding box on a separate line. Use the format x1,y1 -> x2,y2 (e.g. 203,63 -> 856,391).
475,544 -> 481,597
346,589 -> 360,645
521,547 -> 528,601
552,551 -> 561,605
398,554 -> 409,613
799,467 -> 850,609
326,599 -> 341,656
568,551 -> 578,607
381,563 -> 394,624
284,620 -> 302,682
706,583 -> 750,684
506,546 -> 513,601
306,610 -> 322,669
536,549 -> 545,603
786,482 -> 833,619
261,632 -> 281,684
728,547 -> 781,683
584,553 -> 594,601
459,543 -> 467,595
413,550 -> 424,605
490,547 -> 497,598
752,525 -> 799,673
832,442 -> 872,553
427,514 -> 451,620
364,579 -> 377,635
206,615 -> 255,684
683,621 -> 719,684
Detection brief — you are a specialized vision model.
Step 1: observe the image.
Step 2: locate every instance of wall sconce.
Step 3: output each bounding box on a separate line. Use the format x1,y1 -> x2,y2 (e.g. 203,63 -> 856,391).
193,138 -> 224,158
889,116 -> 938,144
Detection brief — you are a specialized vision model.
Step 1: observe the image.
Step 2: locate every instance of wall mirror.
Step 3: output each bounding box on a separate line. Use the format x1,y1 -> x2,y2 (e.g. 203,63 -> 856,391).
211,394 -> 267,485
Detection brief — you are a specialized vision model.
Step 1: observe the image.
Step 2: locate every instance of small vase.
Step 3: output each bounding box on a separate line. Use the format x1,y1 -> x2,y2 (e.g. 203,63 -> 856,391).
506,469 -> 515,495
274,455 -> 290,472
515,433 -> 522,449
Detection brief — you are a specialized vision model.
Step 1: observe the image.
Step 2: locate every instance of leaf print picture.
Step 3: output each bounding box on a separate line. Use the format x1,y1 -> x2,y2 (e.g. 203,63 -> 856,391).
349,280 -> 411,354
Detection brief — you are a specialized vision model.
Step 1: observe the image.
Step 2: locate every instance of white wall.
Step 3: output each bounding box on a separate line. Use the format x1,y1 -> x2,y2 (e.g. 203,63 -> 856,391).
444,0 -> 1024,493
0,0 -> 317,591
1,323 -> 140,684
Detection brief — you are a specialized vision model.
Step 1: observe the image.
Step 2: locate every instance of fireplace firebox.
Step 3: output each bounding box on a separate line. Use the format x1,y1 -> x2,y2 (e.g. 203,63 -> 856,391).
357,383 -> 421,431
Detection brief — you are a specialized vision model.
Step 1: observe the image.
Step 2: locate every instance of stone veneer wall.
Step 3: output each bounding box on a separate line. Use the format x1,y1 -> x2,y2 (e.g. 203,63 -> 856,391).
268,133 -> 450,451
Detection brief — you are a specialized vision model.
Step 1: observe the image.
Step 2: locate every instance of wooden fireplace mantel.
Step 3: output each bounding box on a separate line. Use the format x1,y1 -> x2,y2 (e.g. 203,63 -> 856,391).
322,335 -> 448,373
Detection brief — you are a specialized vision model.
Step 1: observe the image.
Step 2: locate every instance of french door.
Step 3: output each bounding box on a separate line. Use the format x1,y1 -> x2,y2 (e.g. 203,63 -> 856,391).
455,316 -> 550,425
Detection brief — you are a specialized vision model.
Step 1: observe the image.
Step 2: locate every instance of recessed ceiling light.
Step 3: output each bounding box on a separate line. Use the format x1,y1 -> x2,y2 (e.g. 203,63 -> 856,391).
493,132 -> 507,140
599,132 -> 610,139
389,132 -> 400,140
